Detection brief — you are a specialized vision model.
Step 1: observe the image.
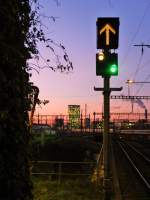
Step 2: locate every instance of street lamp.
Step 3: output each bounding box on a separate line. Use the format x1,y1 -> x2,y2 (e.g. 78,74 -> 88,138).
126,80 -> 134,112
126,79 -> 134,96
126,80 -> 150,84
126,79 -> 134,84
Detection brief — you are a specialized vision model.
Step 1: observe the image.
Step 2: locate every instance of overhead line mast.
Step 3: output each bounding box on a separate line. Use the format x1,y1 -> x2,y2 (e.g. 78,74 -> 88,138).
134,43 -> 150,55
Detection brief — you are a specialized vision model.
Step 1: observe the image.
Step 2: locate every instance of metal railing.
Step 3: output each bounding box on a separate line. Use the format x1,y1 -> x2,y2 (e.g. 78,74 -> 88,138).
33,113 -> 150,125
32,160 -> 96,184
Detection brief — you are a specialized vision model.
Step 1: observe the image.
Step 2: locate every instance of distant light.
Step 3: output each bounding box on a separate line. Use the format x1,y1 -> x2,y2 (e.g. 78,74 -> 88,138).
127,79 -> 134,84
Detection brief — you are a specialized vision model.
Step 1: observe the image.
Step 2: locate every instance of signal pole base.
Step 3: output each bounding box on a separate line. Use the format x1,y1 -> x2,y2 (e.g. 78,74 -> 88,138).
103,178 -> 112,200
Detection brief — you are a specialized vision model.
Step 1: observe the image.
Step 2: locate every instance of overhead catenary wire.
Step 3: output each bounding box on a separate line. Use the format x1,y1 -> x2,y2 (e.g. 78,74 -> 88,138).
132,43 -> 150,96
128,57 -> 150,79
119,2 -> 150,96
115,2 -> 150,94
133,52 -> 144,80
135,74 -> 150,95
121,1 -> 150,67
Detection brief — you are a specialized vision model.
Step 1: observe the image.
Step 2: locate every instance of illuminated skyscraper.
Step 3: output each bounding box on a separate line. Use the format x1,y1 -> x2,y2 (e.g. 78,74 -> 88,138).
68,105 -> 80,128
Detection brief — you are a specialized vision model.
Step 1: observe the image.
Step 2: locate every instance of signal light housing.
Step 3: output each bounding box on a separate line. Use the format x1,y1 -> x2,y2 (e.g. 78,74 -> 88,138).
96,52 -> 118,76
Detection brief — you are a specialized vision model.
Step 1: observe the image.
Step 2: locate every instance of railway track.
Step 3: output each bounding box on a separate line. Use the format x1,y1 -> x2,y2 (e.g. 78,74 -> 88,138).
125,139 -> 150,158
112,137 -> 150,200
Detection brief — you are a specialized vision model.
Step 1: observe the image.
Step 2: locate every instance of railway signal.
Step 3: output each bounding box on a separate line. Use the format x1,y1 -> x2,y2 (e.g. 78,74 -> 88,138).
97,17 -> 119,49
96,51 -> 118,76
95,17 -> 120,199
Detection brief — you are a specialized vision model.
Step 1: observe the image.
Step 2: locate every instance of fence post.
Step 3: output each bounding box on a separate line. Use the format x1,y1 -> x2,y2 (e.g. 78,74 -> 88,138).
93,112 -> 96,132
80,113 -> 83,133
58,162 -> 62,185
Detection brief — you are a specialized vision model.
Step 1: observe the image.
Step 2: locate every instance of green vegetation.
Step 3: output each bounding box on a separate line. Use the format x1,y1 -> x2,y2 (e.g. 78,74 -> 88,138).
32,177 -> 103,200
0,1 -> 73,198
0,1 -> 35,199
31,136 -> 102,199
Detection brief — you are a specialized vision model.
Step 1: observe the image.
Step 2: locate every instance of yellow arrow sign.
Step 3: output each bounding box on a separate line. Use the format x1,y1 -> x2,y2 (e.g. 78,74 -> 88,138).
100,24 -> 116,45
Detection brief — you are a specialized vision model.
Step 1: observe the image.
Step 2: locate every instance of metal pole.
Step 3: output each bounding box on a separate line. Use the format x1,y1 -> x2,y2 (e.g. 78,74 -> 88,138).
85,104 -> 87,132
127,84 -> 130,96
94,78 -> 122,200
103,76 -> 111,199
93,112 -> 96,132
85,104 -> 87,119
80,112 -> 83,132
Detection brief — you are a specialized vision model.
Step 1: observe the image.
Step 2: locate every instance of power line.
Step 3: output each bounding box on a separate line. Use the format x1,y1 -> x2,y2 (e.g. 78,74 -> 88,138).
132,43 -> 150,95
133,51 -> 143,80
135,74 -> 150,95
121,1 -> 150,66
130,57 -> 150,78
133,43 -> 150,80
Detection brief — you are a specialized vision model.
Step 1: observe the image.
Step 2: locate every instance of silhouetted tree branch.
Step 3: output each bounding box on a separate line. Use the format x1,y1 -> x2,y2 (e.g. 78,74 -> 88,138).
27,0 -> 73,74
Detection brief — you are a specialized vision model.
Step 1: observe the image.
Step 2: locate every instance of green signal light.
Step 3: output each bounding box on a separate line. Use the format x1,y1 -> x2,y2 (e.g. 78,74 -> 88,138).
110,64 -> 118,73
96,52 -> 118,76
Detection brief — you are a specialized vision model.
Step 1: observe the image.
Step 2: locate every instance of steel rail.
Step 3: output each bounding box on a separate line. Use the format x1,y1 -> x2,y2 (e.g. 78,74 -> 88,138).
118,141 -> 150,190
125,142 -> 150,163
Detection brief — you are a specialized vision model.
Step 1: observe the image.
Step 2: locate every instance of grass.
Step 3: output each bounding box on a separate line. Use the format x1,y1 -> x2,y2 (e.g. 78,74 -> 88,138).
32,132 -> 103,199
32,176 -> 103,200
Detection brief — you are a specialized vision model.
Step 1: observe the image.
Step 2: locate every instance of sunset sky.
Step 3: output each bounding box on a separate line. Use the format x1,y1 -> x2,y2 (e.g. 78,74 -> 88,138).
30,0 -> 150,115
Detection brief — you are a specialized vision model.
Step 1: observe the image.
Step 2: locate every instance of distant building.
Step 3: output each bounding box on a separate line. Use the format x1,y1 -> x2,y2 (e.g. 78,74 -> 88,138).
68,105 -> 80,128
